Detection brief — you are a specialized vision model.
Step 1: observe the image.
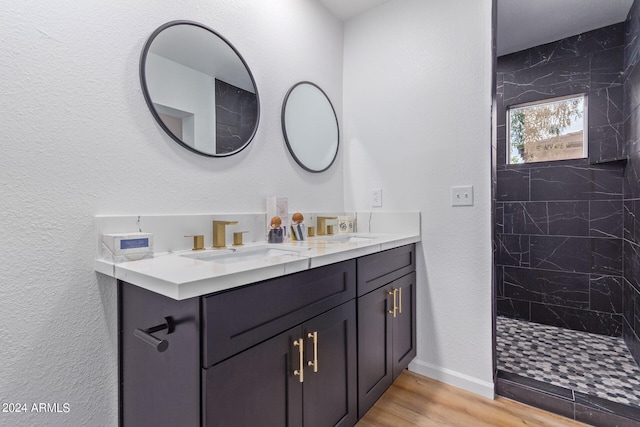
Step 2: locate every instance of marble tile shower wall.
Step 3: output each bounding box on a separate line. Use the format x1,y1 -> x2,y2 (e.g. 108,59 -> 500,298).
495,24 -> 627,337
624,0 -> 640,367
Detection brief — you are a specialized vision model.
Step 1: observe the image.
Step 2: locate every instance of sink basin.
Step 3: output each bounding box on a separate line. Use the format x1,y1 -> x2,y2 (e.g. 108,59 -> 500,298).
310,234 -> 377,243
181,245 -> 310,265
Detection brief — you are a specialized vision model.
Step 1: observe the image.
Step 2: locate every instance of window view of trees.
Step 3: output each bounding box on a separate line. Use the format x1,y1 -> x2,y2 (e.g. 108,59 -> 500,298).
508,96 -> 585,164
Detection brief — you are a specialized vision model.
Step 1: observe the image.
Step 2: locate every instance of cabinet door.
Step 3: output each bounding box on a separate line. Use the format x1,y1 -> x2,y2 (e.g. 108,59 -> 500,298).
392,272 -> 417,379
120,282 -> 200,427
303,301 -> 357,427
357,284 -> 394,418
203,326 -> 303,427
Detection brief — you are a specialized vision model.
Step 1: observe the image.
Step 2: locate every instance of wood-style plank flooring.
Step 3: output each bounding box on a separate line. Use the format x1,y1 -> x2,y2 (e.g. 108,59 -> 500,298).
356,371 -> 588,427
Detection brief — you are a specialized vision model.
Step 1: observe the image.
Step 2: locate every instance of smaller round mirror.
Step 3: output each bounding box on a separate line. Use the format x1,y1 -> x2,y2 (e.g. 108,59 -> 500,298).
282,82 -> 339,172
140,21 -> 259,157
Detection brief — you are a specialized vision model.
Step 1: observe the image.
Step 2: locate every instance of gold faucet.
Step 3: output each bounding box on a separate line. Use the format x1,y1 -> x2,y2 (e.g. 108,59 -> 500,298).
316,216 -> 337,236
212,220 -> 238,248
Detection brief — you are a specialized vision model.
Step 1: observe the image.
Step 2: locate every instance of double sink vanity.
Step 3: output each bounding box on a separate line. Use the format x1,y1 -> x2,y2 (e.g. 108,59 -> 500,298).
95,212 -> 420,426
114,15 -> 424,427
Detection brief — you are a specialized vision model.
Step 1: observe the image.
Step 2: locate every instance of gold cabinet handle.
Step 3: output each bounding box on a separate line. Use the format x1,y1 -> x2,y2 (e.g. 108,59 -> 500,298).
307,331 -> 318,373
388,289 -> 398,318
398,287 -> 402,315
293,338 -> 304,383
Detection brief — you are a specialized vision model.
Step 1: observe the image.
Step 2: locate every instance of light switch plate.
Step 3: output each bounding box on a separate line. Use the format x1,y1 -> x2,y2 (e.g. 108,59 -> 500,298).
371,188 -> 382,207
451,185 -> 474,206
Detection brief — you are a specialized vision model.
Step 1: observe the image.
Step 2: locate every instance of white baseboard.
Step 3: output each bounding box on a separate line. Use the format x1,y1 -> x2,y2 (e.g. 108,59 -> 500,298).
408,359 -> 495,400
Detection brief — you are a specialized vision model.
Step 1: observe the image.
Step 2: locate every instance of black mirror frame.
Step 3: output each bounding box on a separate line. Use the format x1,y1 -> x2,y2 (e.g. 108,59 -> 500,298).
140,20 -> 260,158
281,81 -> 339,173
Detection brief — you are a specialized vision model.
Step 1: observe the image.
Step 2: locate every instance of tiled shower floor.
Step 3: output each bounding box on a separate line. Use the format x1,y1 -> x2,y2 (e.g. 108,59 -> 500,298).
496,316 -> 640,408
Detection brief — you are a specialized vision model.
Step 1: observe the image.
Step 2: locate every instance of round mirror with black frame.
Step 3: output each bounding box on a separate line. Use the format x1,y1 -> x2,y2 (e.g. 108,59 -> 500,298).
140,20 -> 260,157
281,81 -> 339,173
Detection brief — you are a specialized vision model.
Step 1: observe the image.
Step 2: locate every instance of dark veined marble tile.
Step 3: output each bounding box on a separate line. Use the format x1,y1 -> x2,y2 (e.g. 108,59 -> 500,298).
497,169 -> 530,201
503,56 -> 590,107
496,75 -> 505,126
497,134 -> 507,166
495,377 -> 576,420
624,241 -> 640,291
591,46 -> 624,90
496,297 -> 530,320
530,164 -> 623,201
498,23 -> 623,73
588,123 -> 626,164
503,202 -> 547,235
624,200 -> 635,243
575,392 -> 640,424
496,265 -> 504,297
626,62 -> 640,113
635,286 -> 640,338
591,238 -> 623,276
495,203 -> 504,234
547,201 -> 589,236
623,279 -> 636,326
497,50 -> 533,73
581,22 -> 625,53
503,266 -> 589,309
496,372 -> 574,400
589,85 -> 624,129
625,153 -> 640,200
498,234 -> 530,267
575,402 -> 640,426
590,200 -> 623,238
623,319 -> 640,369
625,2 -> 640,79
530,236 -> 591,273
590,275 -> 623,314
530,303 -> 623,336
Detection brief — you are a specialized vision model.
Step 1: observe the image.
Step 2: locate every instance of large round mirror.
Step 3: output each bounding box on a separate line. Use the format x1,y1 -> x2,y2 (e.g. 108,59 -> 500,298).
282,82 -> 339,172
140,21 -> 259,157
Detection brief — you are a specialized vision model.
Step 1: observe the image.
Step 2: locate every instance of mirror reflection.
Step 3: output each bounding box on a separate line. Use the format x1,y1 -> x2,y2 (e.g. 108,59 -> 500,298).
140,21 -> 259,157
282,82 -> 339,172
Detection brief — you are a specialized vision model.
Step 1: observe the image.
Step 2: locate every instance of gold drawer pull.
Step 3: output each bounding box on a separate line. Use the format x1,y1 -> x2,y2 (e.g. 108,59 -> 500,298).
388,289 -> 398,318
398,287 -> 402,314
307,331 -> 318,373
293,338 -> 304,383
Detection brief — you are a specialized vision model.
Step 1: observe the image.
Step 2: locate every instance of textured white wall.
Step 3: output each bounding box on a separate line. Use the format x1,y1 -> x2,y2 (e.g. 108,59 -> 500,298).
343,0 -> 495,397
0,1 -> 343,425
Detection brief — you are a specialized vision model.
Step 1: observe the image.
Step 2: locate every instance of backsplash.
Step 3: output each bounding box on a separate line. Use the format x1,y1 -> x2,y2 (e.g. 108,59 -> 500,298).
95,211 -> 420,257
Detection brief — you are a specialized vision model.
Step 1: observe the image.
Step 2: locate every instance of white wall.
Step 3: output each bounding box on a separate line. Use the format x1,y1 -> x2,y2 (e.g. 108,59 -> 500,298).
146,53 -> 216,151
0,1 -> 343,425
343,0 -> 495,397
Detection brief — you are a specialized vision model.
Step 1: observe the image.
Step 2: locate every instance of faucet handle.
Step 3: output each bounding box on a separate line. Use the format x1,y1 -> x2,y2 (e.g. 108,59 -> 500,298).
233,231 -> 249,246
316,216 -> 338,236
185,235 -> 205,251
212,220 -> 239,248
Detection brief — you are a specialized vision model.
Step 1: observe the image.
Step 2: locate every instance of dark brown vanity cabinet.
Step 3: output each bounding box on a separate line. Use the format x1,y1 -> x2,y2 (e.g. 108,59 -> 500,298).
120,259 -> 357,427
356,245 -> 417,418
119,244 -> 416,426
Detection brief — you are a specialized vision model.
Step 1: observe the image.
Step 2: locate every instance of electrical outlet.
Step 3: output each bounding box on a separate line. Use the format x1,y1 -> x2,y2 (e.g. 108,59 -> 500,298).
451,185 -> 474,206
371,188 -> 382,207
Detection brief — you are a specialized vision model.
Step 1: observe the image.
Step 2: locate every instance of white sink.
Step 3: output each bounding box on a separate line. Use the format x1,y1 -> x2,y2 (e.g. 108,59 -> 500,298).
180,245 -> 310,264
310,234 -> 377,243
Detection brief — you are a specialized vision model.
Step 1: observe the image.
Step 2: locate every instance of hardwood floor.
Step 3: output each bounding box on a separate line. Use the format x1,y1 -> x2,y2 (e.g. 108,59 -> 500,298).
356,371 -> 588,427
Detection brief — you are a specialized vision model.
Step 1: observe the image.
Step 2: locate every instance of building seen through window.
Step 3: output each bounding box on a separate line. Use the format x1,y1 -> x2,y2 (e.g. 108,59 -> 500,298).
508,95 -> 586,164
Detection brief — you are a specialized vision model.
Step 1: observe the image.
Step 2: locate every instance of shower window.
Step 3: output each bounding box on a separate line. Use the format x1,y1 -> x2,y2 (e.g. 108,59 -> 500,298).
507,94 -> 587,164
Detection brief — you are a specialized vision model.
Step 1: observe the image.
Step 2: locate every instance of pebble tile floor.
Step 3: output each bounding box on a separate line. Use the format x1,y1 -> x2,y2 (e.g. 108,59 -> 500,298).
496,316 -> 640,408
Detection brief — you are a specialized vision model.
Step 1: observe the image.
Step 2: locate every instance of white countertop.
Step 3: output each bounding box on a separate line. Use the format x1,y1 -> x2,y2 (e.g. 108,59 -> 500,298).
96,233 -> 420,300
